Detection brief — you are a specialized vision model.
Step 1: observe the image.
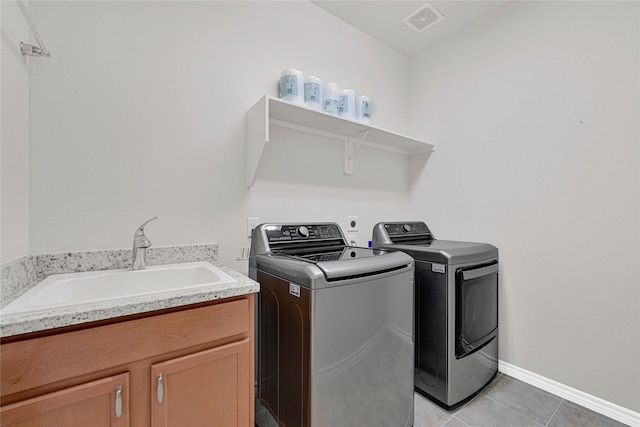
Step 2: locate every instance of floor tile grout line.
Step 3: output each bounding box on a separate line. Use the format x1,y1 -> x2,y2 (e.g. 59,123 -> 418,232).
561,399 -> 630,426
415,396 -> 457,427
415,393 -> 468,427
483,373 -> 566,426
479,392 -> 547,426
438,393 -> 489,427
440,412 -> 456,427
478,372 -> 504,398
500,373 -> 564,400
437,376 -> 502,427
445,414 -> 473,427
544,398 -> 565,427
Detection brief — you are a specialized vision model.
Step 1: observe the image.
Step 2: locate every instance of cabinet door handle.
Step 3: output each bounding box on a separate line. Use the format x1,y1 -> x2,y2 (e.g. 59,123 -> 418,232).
115,385 -> 123,418
157,373 -> 164,404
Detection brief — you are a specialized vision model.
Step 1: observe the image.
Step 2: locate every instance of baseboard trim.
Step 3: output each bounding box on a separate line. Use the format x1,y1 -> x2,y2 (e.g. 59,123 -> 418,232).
498,360 -> 640,427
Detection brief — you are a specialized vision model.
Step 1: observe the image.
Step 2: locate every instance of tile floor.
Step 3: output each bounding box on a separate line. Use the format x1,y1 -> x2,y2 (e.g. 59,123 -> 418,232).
415,373 -> 628,427
257,373 -> 629,427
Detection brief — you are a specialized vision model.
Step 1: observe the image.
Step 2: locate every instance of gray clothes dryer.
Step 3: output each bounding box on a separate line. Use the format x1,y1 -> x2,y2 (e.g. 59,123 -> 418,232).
372,221 -> 499,409
250,223 -> 415,427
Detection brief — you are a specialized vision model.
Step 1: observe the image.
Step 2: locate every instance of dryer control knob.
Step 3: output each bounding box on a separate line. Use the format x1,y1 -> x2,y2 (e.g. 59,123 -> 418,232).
403,224 -> 412,232
297,226 -> 310,238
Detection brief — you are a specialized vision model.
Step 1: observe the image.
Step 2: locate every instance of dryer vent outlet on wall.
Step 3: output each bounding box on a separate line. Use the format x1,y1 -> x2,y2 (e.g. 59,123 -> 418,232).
403,3 -> 445,33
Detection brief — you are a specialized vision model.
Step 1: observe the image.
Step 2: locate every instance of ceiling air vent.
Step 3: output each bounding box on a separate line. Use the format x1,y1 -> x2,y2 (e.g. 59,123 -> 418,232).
403,3 -> 445,33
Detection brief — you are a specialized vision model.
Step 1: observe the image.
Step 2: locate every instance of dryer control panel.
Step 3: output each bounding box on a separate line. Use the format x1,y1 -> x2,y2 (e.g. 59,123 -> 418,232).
384,221 -> 433,238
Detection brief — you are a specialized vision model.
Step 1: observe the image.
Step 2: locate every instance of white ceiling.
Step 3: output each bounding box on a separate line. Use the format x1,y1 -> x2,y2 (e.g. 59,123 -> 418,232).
310,1 -> 507,57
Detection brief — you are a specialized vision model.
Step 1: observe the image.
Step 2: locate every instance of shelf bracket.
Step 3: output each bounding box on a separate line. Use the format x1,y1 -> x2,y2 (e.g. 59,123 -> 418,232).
344,129 -> 370,175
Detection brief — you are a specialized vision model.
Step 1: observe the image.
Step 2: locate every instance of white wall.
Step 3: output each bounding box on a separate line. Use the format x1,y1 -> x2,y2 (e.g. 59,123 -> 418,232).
409,1 -> 639,412
0,0 -> 31,264
28,1 -> 411,264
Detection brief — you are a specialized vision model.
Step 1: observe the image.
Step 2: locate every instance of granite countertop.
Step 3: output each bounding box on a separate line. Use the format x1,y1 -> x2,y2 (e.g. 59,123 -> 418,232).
0,245 -> 259,338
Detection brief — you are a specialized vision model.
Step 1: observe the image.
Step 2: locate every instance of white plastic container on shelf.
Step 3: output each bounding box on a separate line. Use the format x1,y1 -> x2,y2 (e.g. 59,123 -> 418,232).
322,82 -> 340,115
279,69 -> 304,103
339,89 -> 356,120
356,95 -> 372,124
304,75 -> 323,111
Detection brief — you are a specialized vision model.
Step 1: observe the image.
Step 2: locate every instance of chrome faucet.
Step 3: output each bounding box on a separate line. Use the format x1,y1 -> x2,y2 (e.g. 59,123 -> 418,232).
132,217 -> 157,270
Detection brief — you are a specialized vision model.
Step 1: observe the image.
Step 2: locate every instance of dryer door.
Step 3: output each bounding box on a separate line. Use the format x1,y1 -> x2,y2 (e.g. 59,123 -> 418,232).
455,261 -> 498,359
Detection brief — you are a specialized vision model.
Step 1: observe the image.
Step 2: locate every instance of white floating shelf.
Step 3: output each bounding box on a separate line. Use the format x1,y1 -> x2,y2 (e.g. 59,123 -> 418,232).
246,95 -> 435,188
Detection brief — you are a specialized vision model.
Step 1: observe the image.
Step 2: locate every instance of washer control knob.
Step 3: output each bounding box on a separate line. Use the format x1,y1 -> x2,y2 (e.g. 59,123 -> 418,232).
403,224 -> 412,233
297,226 -> 310,238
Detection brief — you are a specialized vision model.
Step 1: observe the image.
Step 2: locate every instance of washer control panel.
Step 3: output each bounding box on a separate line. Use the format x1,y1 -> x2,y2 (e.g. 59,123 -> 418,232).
384,222 -> 433,238
264,224 -> 343,243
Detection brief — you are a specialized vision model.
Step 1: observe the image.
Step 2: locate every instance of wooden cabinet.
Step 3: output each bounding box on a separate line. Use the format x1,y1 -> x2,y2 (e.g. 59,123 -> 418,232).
1,295 -> 254,427
151,339 -> 251,426
1,373 -> 129,427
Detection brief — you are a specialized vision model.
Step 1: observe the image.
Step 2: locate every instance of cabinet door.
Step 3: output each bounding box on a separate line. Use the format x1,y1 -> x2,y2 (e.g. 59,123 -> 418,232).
0,372 -> 129,427
151,338 -> 251,427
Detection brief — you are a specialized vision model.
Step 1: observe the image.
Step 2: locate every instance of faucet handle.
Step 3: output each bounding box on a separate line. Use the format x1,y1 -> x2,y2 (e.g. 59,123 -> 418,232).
135,217 -> 157,237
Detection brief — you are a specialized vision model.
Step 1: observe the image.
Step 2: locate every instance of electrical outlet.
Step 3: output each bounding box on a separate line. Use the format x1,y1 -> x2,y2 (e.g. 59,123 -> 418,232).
347,216 -> 359,232
236,247 -> 250,260
247,217 -> 260,237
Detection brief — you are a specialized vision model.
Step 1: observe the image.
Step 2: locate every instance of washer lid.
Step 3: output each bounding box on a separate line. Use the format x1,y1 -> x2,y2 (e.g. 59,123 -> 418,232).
274,246 -> 411,281
253,250 -> 413,289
